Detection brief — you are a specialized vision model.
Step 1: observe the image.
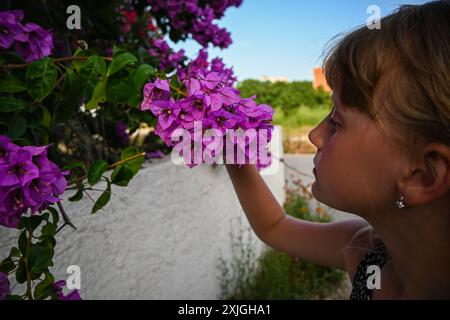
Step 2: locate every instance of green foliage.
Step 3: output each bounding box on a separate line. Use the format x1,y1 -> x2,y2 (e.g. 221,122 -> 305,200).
237,79 -> 332,128
92,178 -> 112,214
88,160 -> 109,186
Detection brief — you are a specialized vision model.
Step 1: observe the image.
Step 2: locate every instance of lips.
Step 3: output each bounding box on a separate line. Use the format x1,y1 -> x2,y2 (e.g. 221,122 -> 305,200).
313,167 -> 317,177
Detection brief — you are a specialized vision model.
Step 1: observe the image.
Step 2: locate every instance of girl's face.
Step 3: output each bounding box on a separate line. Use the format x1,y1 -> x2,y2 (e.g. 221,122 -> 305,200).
308,92 -> 408,219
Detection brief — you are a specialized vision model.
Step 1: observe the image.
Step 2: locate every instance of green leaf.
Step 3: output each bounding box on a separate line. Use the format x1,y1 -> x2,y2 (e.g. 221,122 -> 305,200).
127,93 -> 141,107
26,57 -> 58,101
15,261 -> 27,284
132,64 -> 156,89
40,106 -> 52,128
121,146 -> 144,175
107,52 -> 138,77
28,243 -> 54,274
79,55 -> 106,80
46,206 -> 59,225
34,277 -> 54,300
18,230 -> 28,255
86,78 -> 107,110
60,67 -> 82,106
105,76 -> 134,103
7,114 -> 27,138
112,45 -> 127,57
92,178 -> 112,214
69,186 -> 83,202
111,164 -> 134,187
0,97 -> 27,112
41,223 -> 57,237
33,270 -> 55,300
39,235 -> 56,248
0,75 -> 26,93
88,160 -> 108,186
18,215 -> 44,232
9,247 -> 20,258
0,257 -> 15,274
71,49 -> 96,72
61,161 -> 86,174
127,64 -> 156,107
41,212 -> 50,222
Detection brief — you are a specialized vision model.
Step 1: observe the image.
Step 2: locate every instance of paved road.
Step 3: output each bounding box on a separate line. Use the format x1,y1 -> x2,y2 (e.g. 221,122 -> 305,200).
282,153 -> 359,222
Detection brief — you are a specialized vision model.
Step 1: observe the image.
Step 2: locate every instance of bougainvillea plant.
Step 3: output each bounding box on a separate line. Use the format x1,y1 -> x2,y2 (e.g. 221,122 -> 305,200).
0,0 -> 273,300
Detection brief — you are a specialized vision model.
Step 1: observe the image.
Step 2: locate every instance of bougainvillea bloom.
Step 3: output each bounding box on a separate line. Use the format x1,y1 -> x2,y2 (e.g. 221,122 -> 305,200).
53,280 -> 82,300
141,51 -> 274,170
0,10 -> 26,49
0,136 -> 69,228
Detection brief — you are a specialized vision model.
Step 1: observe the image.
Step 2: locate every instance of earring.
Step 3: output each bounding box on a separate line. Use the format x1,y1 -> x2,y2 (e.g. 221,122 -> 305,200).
395,195 -> 406,209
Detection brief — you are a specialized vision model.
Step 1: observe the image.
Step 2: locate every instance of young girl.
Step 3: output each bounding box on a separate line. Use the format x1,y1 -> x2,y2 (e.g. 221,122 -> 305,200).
226,1 -> 450,299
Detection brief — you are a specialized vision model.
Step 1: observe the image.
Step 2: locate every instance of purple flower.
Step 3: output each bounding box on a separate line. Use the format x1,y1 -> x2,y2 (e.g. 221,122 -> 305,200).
146,150 -> 165,159
149,38 -> 186,71
141,79 -> 171,112
0,272 -> 11,300
0,187 -> 27,228
147,0 -> 241,49
0,135 -> 19,165
181,94 -> 208,120
115,121 -> 129,144
53,280 -> 82,300
0,10 -> 26,49
0,149 -> 39,187
14,22 -> 53,62
205,109 -> 238,134
148,100 -> 181,130
0,136 -> 69,228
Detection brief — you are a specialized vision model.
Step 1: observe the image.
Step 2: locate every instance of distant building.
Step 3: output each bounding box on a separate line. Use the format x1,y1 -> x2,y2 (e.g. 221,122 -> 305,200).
259,75 -> 289,83
313,67 -> 332,93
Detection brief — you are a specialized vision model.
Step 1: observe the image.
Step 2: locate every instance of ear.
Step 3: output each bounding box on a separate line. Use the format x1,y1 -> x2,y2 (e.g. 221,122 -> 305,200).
399,143 -> 450,207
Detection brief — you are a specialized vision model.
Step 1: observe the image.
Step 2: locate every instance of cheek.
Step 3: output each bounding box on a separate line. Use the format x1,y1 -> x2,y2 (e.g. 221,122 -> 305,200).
312,133 -> 396,214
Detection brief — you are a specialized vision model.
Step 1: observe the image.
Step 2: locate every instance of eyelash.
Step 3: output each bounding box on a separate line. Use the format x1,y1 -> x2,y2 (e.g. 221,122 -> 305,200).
327,116 -> 340,132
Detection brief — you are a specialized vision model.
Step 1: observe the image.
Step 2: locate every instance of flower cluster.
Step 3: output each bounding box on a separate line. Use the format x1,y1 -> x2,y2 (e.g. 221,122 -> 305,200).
178,49 -> 237,87
149,38 -> 186,72
0,10 -> 53,62
147,0 -> 243,48
140,67 -> 274,169
0,136 -> 69,228
53,280 -> 82,300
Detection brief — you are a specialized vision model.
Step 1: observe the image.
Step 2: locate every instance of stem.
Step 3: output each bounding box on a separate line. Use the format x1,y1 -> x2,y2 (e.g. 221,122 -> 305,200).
83,190 -> 96,204
56,201 -> 77,230
68,152 -> 146,186
169,84 -> 186,98
3,56 -> 114,69
24,228 -> 33,300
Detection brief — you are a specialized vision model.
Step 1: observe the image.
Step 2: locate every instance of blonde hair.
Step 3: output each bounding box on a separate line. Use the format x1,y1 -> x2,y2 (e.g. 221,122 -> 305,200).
322,1 -> 450,157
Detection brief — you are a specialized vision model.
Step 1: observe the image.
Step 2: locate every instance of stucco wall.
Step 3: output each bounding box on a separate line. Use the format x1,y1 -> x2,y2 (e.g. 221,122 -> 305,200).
0,134 -> 285,299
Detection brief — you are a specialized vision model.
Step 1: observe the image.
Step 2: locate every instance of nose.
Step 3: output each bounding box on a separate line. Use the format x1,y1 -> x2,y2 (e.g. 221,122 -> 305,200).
308,121 -> 325,151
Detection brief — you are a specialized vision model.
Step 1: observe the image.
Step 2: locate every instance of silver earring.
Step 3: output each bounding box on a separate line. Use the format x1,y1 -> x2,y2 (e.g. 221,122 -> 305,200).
395,195 -> 406,209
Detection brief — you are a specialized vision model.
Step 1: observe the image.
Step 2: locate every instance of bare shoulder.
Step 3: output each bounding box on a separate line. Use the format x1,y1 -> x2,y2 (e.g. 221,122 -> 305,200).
343,221 -> 378,282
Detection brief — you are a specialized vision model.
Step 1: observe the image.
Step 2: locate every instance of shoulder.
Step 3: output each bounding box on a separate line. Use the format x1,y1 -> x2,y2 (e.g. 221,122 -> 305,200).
344,223 -> 380,282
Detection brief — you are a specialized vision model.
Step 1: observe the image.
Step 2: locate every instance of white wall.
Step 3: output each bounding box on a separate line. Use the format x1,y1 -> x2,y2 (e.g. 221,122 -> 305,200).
0,130 -> 285,300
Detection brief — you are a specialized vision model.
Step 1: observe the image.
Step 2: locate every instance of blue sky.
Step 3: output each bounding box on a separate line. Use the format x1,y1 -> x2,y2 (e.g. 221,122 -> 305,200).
170,0 -> 429,81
